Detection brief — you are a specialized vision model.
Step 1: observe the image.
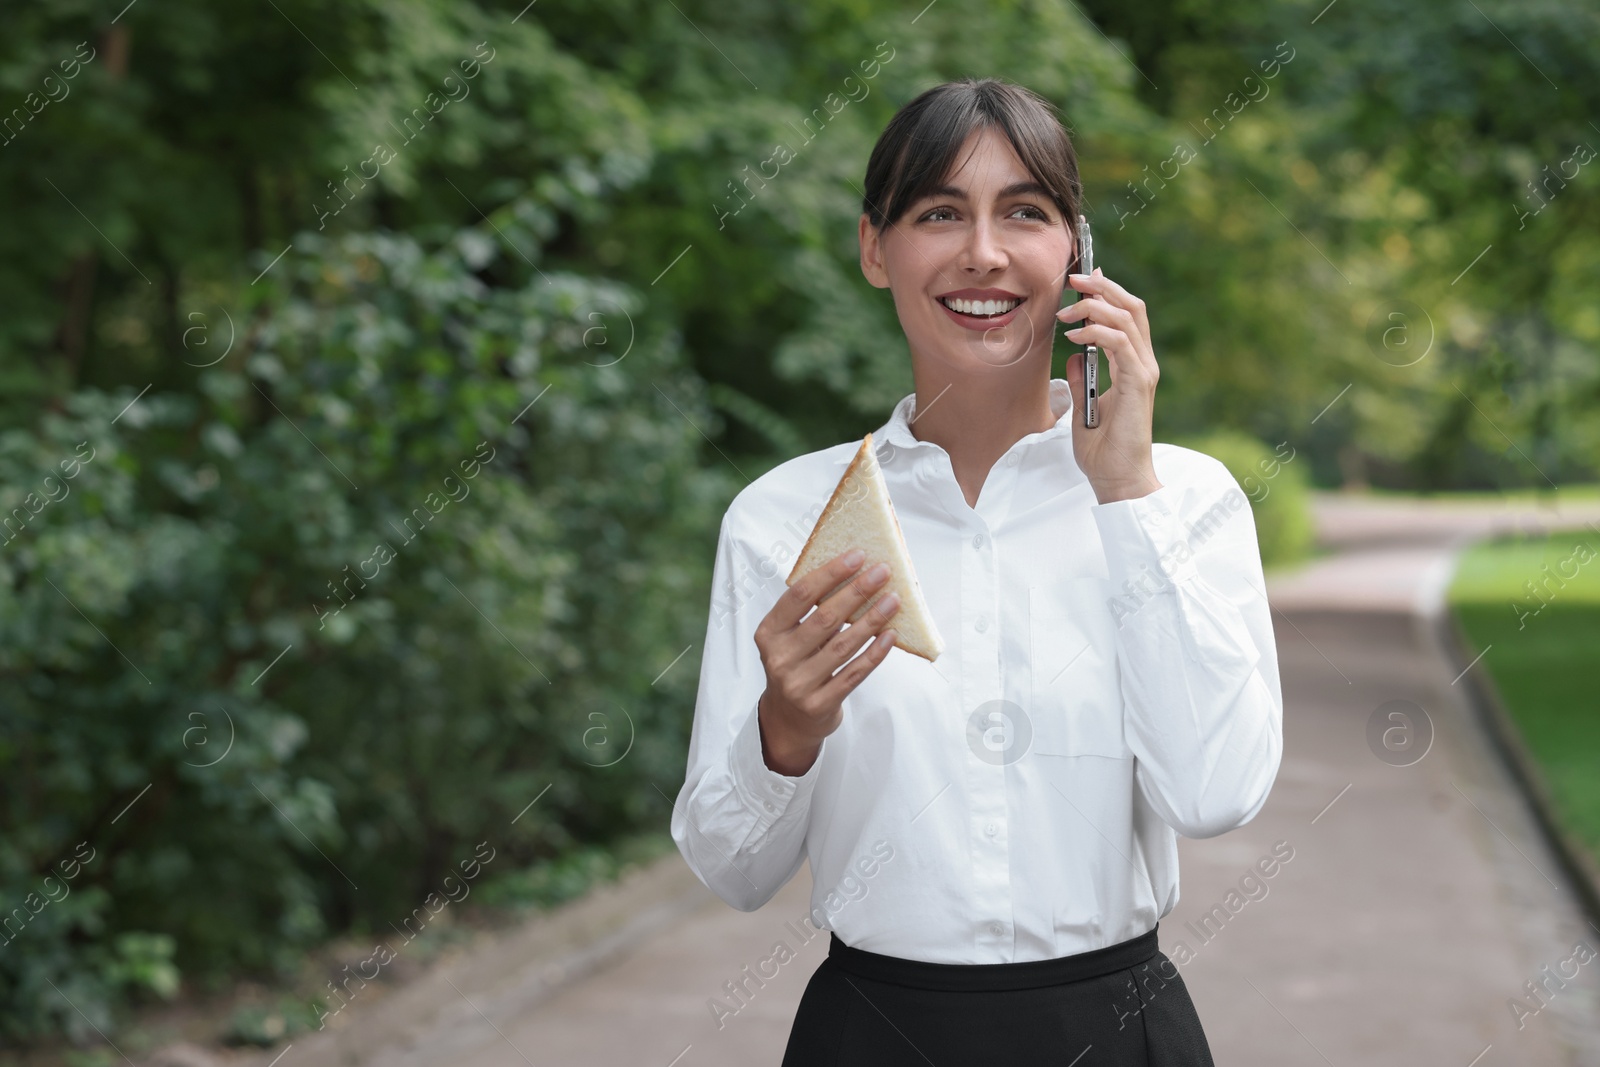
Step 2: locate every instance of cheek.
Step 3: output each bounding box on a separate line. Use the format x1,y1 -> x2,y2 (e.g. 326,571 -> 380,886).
886,263 -> 941,317
1025,259 -> 1064,315
884,229 -> 963,284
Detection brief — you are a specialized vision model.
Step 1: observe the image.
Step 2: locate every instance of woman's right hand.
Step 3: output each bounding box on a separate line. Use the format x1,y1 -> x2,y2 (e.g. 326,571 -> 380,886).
754,548 -> 902,776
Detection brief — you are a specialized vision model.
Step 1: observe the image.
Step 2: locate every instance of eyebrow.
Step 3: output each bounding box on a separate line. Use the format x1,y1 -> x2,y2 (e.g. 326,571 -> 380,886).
925,180 -> 1053,202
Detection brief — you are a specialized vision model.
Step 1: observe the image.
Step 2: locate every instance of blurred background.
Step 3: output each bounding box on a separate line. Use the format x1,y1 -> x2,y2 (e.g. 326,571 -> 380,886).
2,0 -> 1598,1063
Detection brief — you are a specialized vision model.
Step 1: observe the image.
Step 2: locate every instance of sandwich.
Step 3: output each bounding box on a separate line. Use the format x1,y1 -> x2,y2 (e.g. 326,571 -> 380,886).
786,433 -> 945,662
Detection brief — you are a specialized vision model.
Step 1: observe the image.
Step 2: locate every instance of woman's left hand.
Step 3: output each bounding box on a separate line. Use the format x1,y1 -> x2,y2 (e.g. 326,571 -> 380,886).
1057,268 -> 1164,504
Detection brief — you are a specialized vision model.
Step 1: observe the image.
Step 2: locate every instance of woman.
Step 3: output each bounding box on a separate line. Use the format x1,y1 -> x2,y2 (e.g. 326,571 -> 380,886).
672,77 -> 1282,1065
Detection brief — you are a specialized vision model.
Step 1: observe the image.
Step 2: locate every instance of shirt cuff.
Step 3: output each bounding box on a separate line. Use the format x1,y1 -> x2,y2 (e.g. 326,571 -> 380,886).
730,696 -> 826,838
1091,481 -> 1207,591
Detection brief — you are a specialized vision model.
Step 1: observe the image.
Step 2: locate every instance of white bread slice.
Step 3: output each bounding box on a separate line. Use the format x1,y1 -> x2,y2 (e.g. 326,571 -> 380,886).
785,433 -> 945,662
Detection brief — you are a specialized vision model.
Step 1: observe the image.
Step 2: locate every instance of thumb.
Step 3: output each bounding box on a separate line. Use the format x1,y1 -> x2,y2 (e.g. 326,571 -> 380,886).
1065,349 -> 1086,417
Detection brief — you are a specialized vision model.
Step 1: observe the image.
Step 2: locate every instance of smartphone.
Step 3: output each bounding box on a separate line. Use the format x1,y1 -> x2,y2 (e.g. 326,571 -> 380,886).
1066,213 -> 1099,429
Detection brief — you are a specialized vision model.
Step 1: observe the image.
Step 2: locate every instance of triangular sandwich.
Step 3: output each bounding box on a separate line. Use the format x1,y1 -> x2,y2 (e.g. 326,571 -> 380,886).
786,433 -> 944,662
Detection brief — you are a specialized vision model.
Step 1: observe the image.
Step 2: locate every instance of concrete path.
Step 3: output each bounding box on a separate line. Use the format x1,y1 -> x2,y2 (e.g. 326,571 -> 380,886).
242,493 -> 1600,1067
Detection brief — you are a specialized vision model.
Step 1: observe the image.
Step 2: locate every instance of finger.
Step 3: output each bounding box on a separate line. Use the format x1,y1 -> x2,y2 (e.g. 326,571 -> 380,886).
1063,323 -> 1136,362
1059,290 -> 1152,380
1063,325 -> 1151,395
814,617 -> 900,709
1076,268 -> 1151,355
1057,295 -> 1137,336
775,548 -> 871,630
1065,348 -> 1087,413
797,583 -> 901,692
798,559 -> 896,656
764,555 -> 885,687
1067,270 -> 1149,342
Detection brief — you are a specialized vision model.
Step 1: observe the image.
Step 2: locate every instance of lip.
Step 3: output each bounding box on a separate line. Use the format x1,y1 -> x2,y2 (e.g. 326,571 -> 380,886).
937,288 -> 1023,301
934,293 -> 1027,331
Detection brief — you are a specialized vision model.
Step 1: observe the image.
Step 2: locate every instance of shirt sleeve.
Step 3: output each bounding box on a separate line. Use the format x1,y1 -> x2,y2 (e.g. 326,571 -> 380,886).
1090,454 -> 1284,839
670,506 -> 830,911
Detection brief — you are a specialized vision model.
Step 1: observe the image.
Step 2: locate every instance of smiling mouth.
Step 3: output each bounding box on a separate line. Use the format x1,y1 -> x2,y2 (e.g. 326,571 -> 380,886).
937,296 -> 1025,318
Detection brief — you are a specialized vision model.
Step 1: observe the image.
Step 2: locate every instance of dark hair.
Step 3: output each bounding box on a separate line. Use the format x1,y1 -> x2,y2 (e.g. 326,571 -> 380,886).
861,78 -> 1083,262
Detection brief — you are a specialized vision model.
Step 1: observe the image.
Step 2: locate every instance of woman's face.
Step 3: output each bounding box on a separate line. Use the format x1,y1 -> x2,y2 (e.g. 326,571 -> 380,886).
860,125 -> 1074,372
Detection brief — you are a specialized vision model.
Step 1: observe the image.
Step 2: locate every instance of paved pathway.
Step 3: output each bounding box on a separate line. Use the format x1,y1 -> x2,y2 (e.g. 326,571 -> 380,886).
243,493 -> 1600,1067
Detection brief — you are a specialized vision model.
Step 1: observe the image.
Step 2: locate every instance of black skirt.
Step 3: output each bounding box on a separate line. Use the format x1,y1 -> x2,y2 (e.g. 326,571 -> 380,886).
781,923 -> 1214,1066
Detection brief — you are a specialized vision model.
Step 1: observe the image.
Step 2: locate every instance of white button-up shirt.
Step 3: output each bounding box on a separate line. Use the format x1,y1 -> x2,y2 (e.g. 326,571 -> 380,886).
672,377 -> 1283,964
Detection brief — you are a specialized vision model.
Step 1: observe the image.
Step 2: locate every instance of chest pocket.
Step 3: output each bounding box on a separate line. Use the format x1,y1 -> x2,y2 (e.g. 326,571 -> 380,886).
1027,576 -> 1129,758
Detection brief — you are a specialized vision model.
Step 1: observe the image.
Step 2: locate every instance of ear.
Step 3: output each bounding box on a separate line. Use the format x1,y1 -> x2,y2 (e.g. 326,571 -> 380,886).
859,213 -> 890,289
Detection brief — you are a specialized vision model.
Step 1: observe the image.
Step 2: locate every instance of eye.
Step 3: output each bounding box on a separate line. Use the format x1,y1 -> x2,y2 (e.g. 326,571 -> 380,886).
1012,205 -> 1049,221
919,206 -> 956,222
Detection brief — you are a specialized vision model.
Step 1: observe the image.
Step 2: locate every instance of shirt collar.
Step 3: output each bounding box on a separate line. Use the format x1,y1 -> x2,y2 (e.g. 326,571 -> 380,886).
872,377 -> 1077,461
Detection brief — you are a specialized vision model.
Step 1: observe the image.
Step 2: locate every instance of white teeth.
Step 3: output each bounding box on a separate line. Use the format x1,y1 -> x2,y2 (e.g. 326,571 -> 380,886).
940,296 -> 1020,316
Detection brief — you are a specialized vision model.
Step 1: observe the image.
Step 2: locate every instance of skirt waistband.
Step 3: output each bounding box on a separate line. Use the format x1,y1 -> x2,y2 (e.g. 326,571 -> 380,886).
826,924 -> 1161,992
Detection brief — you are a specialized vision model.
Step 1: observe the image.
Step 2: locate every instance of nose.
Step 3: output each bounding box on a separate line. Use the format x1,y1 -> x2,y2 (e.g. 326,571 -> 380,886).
958,215 -> 1007,274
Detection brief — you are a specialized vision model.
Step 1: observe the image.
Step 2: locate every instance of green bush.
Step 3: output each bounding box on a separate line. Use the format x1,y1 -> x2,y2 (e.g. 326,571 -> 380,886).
1170,431 -> 1314,568
474,830 -> 677,911
0,223 -> 731,1041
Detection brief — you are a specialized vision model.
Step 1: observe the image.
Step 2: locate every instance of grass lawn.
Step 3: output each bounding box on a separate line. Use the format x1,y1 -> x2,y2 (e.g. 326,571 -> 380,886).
1449,528 -> 1600,862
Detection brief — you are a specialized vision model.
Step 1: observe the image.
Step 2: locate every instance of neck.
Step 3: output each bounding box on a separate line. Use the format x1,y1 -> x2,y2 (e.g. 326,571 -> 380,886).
907,364 -> 1056,455
905,362 -> 1058,504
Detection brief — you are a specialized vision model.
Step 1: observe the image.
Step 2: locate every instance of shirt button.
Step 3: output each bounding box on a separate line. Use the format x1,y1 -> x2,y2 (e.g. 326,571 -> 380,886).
972,533 -> 984,549
985,822 -> 997,836
1006,453 -> 1019,467
765,801 -> 776,813
990,921 -> 1004,936
974,616 -> 988,633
